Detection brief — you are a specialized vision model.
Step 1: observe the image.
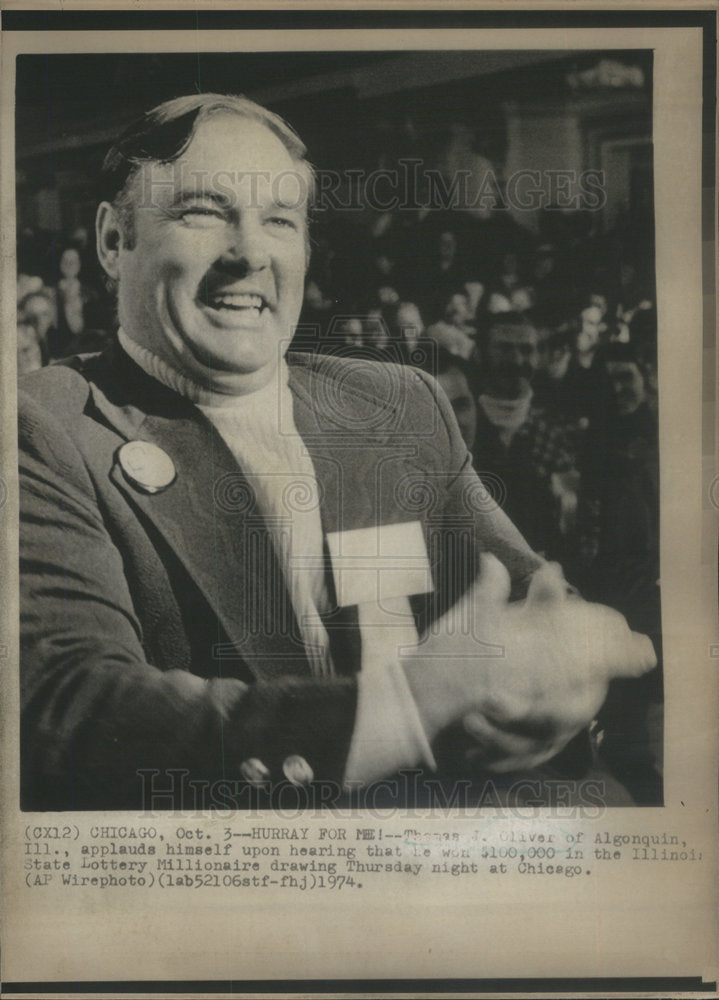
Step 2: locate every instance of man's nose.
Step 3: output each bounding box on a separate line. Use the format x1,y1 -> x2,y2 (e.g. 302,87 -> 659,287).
218,218 -> 271,272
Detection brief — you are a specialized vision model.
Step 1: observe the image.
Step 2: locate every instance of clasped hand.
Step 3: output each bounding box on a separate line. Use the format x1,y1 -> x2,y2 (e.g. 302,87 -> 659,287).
402,554 -> 657,772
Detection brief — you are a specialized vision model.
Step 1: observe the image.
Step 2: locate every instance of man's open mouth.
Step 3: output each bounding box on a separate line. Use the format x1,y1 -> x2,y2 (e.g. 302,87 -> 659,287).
199,290 -> 269,321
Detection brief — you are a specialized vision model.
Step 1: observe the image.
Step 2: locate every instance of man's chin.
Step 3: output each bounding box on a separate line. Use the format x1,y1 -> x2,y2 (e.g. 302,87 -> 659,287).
200,353 -> 276,379
184,330 -> 280,373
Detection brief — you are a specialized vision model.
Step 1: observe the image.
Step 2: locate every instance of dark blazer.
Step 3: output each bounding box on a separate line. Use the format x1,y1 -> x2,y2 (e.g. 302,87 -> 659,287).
19,345 -> 541,809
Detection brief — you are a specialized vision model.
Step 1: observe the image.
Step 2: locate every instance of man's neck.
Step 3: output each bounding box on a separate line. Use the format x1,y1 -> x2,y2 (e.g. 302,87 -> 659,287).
117,328 -> 287,407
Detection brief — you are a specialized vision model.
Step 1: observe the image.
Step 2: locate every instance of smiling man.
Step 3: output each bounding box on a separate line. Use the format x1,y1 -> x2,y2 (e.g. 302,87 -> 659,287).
18,94 -> 655,810
99,103 -> 310,393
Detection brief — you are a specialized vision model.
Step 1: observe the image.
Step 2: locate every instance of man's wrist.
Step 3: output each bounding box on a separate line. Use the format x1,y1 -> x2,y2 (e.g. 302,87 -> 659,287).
343,657 -> 436,787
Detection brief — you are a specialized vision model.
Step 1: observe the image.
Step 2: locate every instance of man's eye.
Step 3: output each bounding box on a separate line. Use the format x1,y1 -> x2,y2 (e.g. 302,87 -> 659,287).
180,208 -> 225,227
267,215 -> 298,230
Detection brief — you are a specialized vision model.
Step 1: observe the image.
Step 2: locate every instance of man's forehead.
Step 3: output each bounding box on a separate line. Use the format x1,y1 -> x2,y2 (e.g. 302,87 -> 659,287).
130,114 -> 309,209
177,113 -> 291,162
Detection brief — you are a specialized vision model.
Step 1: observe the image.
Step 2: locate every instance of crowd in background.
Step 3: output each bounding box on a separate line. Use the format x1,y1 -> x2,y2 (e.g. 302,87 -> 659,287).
16,182 -> 661,801
296,197 -> 660,800
17,222 -> 115,373
299,208 -> 658,594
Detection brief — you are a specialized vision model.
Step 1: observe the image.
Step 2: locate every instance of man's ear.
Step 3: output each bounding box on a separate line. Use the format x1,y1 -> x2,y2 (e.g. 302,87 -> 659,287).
96,201 -> 123,280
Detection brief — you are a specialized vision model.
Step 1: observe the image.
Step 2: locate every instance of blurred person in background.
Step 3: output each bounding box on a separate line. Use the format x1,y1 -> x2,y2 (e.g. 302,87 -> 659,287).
572,339 -> 661,803
528,242 -> 567,328
55,246 -> 87,346
426,289 -> 477,360
532,328 -> 573,415
414,227 -> 469,321
362,308 -> 390,352
17,320 -> 44,375
335,316 -> 365,352
576,340 -> 659,623
629,306 -> 659,410
386,299 -> 425,360
474,313 -> 578,560
358,301 -> 426,365
484,251 -> 534,316
558,299 -> 613,429
432,349 -> 479,453
16,273 -> 44,304
18,289 -> 57,361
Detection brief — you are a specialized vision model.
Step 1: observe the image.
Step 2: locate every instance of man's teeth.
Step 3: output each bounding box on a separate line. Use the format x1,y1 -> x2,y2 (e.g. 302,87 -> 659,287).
208,293 -> 264,310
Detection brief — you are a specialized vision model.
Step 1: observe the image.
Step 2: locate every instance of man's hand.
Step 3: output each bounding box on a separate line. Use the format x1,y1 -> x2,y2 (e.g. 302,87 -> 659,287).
402,554 -> 656,772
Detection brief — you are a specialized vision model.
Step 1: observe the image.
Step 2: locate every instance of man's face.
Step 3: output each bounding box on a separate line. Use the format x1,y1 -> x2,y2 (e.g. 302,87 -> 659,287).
606,360 -> 645,415
486,324 -> 538,397
437,366 -> 477,451
112,114 -> 308,394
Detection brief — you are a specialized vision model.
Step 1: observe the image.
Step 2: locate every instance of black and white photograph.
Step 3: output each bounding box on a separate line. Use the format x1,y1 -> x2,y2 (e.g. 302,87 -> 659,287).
14,44 -> 665,813
1,7 -> 717,997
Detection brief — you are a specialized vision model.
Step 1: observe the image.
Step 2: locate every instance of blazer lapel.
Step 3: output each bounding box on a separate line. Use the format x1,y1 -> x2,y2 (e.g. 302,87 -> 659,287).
85,346 -> 310,679
287,355 -> 426,538
287,357 -> 430,676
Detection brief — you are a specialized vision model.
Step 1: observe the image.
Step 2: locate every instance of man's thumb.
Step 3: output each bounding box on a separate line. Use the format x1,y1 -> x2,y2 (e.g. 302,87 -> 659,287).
468,552 -> 512,607
526,561 -> 567,607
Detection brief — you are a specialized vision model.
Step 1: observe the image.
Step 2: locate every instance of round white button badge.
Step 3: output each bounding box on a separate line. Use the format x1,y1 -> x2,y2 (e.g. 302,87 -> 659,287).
118,441 -> 177,494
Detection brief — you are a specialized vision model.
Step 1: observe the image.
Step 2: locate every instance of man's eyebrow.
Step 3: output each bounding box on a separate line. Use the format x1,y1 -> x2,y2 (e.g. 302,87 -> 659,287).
166,190 -> 306,213
169,189 -> 231,208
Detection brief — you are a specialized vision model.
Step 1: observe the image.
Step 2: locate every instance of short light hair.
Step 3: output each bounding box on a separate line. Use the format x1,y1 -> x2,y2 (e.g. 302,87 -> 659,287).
100,92 -> 315,250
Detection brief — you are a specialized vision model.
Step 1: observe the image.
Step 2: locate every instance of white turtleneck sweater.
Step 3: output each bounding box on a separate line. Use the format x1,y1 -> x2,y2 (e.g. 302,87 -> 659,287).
118,329 -> 435,785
